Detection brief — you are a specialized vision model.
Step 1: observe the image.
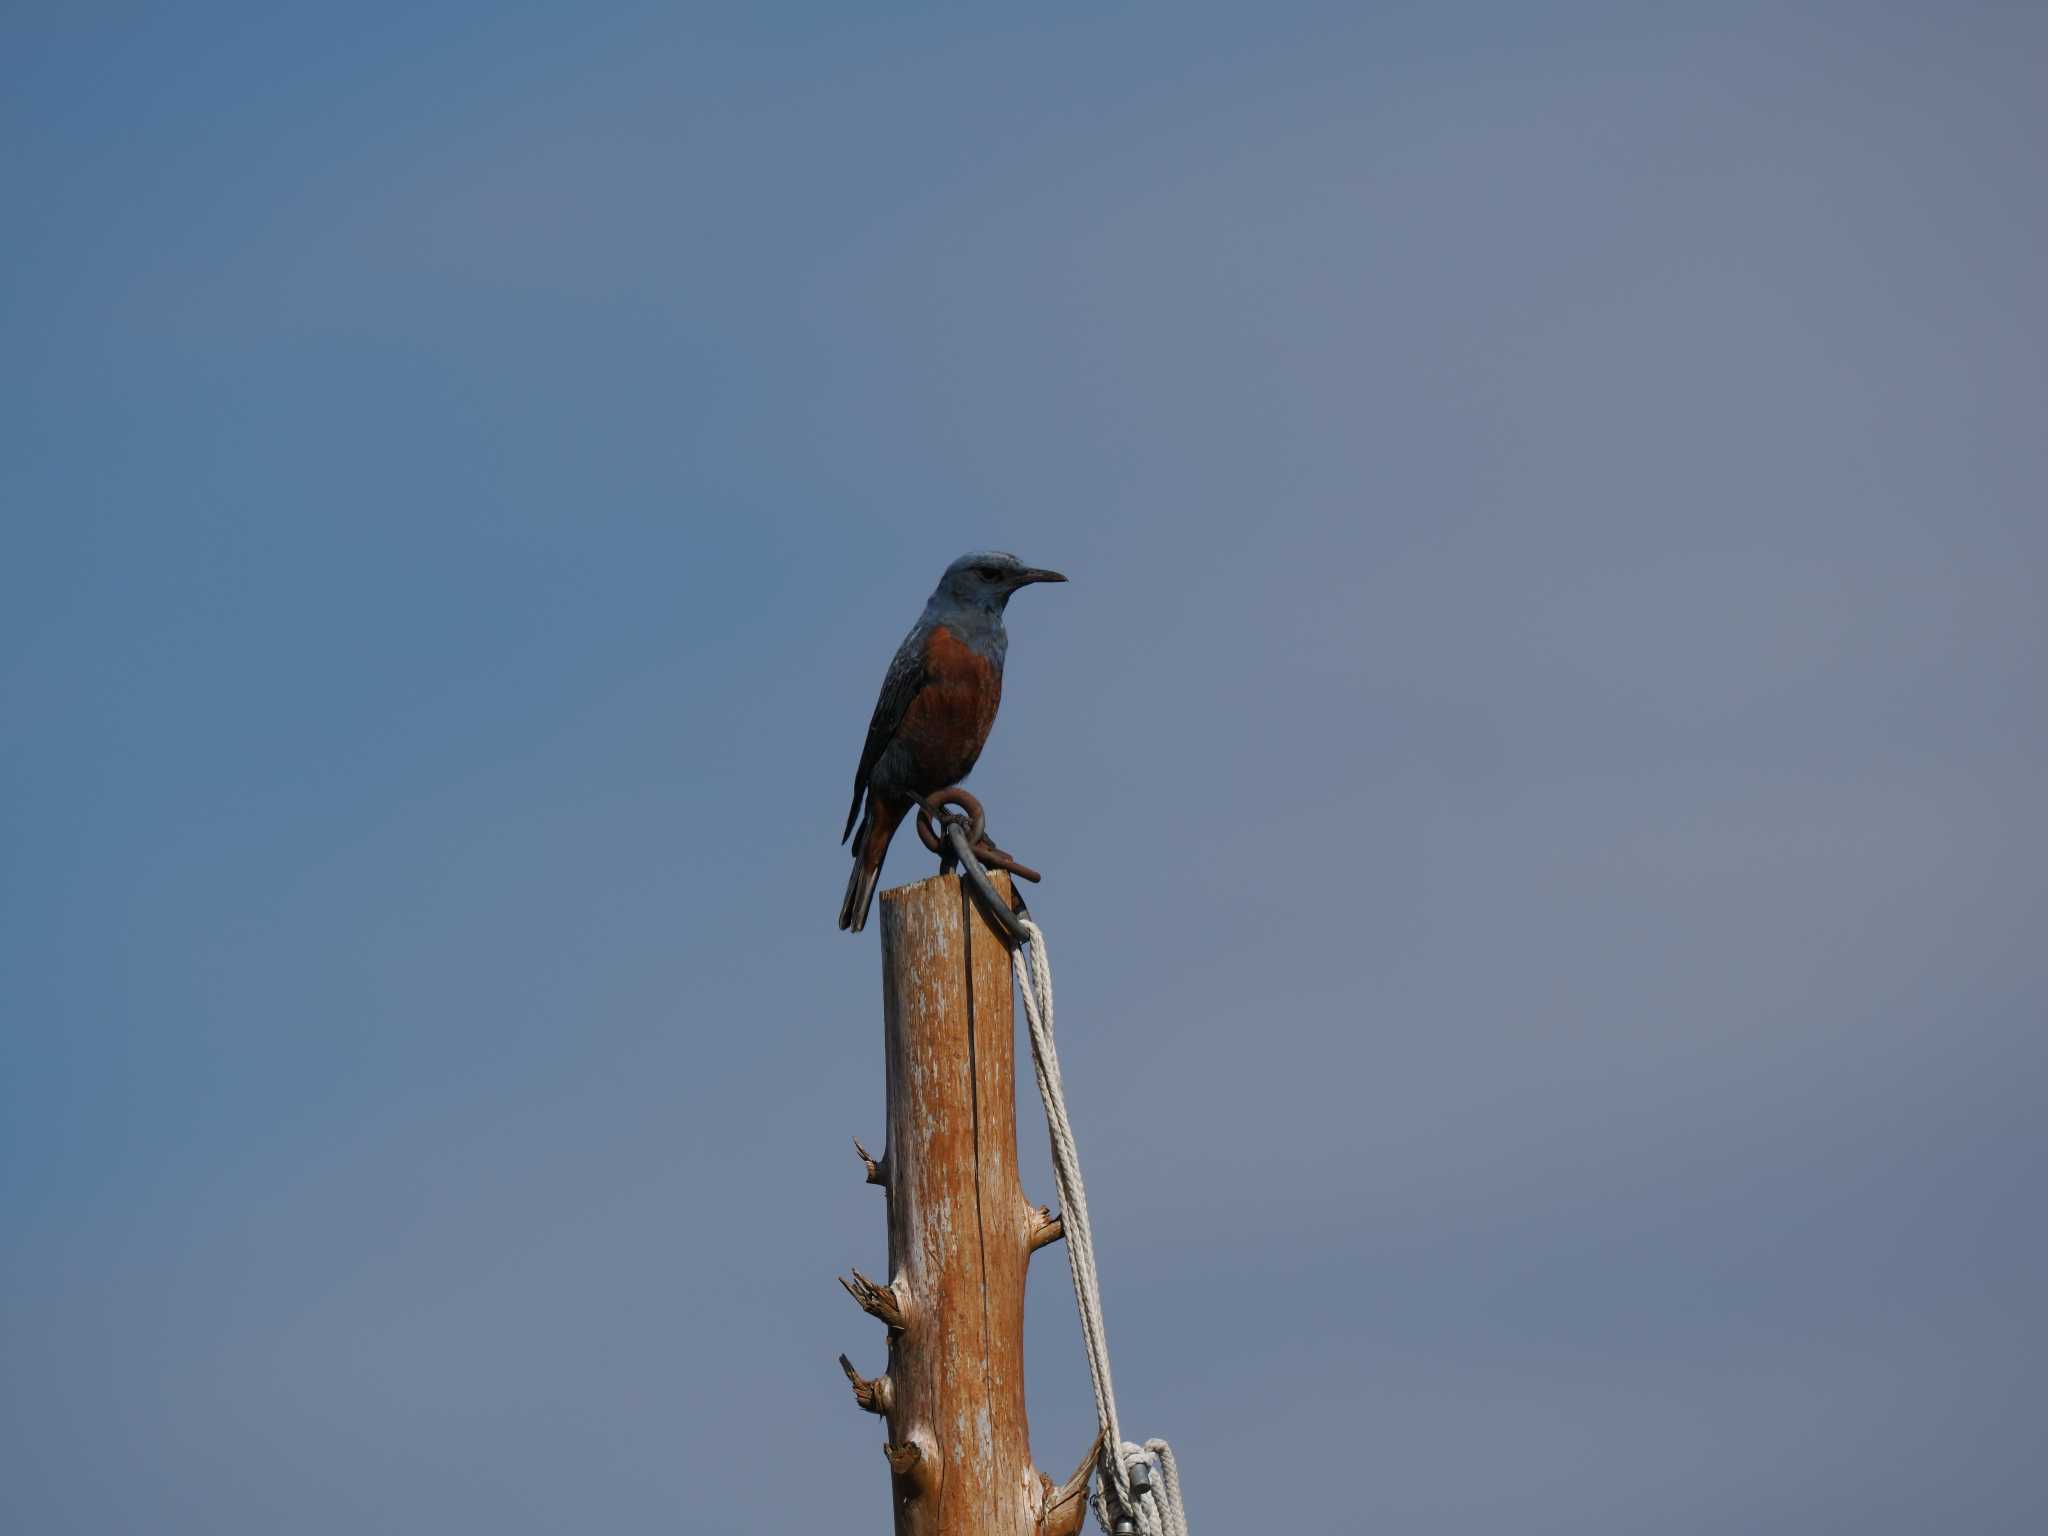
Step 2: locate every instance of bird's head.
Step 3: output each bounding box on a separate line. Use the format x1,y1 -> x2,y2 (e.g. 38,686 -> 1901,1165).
935,550 -> 1068,611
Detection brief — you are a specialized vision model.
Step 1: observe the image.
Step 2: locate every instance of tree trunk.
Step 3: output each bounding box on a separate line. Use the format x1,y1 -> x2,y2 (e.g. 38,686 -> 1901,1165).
840,870 -> 1092,1536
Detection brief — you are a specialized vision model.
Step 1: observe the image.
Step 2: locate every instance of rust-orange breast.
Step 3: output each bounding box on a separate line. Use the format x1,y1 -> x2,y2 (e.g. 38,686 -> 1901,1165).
893,624 -> 1003,784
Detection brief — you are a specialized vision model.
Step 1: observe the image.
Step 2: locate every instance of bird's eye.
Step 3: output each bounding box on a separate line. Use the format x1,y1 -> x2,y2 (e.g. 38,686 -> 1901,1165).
977,565 -> 1003,579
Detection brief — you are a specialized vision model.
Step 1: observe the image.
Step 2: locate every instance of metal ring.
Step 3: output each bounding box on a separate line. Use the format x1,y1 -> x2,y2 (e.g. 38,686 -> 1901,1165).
909,787 -> 1039,940
915,787 -> 986,856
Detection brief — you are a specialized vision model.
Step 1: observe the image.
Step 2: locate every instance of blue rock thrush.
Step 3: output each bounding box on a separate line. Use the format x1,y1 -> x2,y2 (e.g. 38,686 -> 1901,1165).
839,551 -> 1067,932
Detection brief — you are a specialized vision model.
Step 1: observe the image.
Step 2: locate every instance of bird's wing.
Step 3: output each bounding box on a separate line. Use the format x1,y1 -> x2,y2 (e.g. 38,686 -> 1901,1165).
843,621 -> 929,843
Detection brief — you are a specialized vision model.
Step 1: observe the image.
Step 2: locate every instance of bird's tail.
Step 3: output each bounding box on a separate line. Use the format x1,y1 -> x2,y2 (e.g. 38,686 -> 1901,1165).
838,797 -> 908,933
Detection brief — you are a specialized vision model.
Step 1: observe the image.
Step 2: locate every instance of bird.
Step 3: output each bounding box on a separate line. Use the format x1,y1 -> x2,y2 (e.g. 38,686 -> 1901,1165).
839,551 -> 1067,932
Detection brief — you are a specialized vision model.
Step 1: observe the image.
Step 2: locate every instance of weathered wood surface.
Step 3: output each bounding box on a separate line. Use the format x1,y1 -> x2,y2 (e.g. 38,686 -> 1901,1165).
843,869 -> 1085,1536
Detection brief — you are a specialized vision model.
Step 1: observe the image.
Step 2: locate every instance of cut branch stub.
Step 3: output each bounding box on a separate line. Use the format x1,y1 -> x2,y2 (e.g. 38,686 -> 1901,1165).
839,1267 -> 909,1330
1027,1204 -> 1065,1254
838,1353 -> 894,1416
1038,1429 -> 1104,1536
882,1439 -> 928,1493
854,1135 -> 886,1186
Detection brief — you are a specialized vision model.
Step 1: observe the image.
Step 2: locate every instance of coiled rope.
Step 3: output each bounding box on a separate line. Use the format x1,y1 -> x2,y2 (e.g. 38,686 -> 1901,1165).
1012,916 -> 1190,1536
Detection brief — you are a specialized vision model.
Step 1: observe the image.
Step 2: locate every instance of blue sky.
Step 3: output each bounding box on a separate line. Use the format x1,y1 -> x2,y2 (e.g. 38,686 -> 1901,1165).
4,3 -> 2044,1531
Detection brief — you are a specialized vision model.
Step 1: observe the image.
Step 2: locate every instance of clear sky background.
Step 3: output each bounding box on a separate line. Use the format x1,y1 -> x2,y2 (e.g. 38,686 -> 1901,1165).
4,3 -> 2043,1531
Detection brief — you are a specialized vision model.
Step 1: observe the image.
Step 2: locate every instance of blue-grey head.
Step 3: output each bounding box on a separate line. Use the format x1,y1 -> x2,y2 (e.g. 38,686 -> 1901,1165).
932,550 -> 1068,612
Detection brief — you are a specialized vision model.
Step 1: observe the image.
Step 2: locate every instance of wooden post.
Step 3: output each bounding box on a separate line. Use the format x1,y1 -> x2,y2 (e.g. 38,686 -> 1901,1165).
841,869 -> 1096,1536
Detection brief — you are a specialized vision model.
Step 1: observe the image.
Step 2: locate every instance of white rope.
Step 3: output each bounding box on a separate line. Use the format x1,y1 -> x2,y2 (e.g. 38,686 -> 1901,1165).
1013,917 -> 1190,1536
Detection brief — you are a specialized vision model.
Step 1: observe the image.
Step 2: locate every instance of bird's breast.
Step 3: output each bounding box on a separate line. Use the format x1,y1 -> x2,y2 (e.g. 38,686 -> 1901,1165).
886,624 -> 1003,787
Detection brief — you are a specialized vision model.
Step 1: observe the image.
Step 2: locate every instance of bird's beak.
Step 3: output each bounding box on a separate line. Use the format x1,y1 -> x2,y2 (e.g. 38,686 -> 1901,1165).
1017,567 -> 1068,586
